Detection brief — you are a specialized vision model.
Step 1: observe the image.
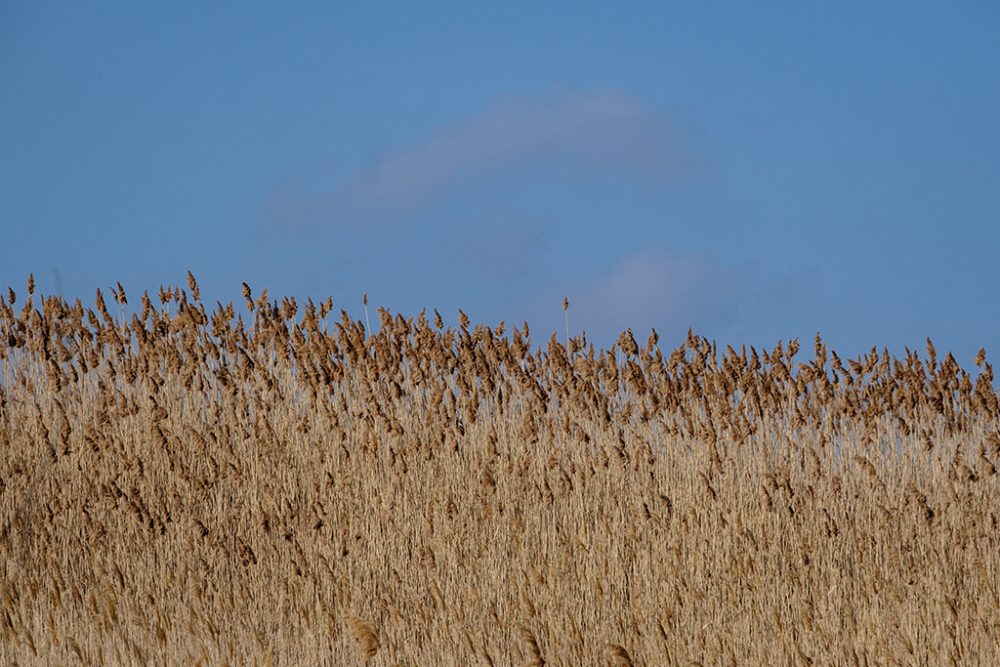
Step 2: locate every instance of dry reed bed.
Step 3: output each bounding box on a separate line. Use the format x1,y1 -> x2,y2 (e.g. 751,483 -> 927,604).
1,275 -> 998,665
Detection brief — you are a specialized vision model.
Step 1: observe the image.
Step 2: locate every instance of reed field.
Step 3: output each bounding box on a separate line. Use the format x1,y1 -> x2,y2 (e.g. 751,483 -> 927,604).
1,274 -> 998,665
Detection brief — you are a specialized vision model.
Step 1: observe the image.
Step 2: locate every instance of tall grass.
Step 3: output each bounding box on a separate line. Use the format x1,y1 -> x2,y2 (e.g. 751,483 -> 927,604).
1,277 -> 998,664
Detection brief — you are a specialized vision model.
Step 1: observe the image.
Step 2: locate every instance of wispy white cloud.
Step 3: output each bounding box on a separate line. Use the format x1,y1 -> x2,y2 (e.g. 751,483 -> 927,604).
530,249 -> 742,346
262,89 -> 691,227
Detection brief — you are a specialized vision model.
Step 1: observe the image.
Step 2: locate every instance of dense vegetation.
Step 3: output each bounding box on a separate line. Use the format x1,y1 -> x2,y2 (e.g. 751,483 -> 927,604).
2,275 -> 998,665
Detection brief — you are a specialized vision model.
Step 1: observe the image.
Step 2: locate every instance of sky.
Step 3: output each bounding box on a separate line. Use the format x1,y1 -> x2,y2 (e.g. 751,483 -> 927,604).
2,3 -> 999,364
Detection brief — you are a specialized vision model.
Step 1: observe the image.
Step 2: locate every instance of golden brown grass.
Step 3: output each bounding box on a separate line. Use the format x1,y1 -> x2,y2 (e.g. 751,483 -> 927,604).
1,276 -> 998,665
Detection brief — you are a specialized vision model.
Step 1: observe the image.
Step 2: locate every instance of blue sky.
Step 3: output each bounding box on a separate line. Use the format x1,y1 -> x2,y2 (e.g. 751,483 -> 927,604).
2,3 -> 999,362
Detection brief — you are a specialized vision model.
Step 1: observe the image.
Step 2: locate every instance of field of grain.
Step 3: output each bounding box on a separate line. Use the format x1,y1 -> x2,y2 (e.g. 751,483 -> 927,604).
1,275 -> 998,665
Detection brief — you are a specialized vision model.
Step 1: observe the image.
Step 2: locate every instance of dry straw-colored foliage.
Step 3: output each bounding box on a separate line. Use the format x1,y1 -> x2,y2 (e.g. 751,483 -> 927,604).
1,274 -> 999,665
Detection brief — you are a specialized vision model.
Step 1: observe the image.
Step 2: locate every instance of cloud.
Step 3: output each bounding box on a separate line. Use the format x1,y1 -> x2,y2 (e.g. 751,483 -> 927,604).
262,89 -> 690,228
532,249 -> 742,346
